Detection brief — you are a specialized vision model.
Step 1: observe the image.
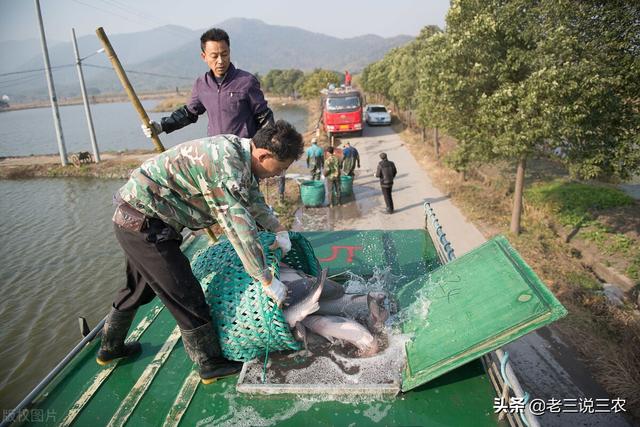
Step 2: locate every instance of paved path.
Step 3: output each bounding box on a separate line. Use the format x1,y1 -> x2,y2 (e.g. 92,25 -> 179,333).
296,125 -> 633,427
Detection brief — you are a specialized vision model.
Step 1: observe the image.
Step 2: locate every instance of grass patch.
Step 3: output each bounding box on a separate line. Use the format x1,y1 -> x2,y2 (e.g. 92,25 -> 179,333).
526,179 -> 634,227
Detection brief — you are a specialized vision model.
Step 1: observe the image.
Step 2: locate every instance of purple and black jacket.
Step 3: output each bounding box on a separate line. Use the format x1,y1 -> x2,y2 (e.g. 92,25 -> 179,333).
161,63 -> 274,138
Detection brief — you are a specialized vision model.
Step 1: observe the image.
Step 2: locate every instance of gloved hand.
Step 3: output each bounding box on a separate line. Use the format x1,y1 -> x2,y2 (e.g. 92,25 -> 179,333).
263,277 -> 288,307
269,230 -> 292,255
141,120 -> 163,138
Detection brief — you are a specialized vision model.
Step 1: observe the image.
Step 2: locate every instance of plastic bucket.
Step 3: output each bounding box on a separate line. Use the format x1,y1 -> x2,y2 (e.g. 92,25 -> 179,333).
300,180 -> 325,207
340,175 -> 354,197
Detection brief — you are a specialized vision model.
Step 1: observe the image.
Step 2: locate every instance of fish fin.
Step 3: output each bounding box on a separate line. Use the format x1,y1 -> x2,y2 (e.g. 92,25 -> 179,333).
306,268 -> 327,316
295,322 -> 309,351
366,292 -> 389,333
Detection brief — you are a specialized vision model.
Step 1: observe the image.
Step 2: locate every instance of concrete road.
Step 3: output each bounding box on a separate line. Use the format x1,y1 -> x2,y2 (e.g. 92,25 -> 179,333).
295,125 -> 634,426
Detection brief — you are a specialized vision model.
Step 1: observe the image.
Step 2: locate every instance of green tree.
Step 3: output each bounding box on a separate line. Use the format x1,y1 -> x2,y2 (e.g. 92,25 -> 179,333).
261,69 -> 305,97
420,0 -> 640,233
299,69 -> 342,99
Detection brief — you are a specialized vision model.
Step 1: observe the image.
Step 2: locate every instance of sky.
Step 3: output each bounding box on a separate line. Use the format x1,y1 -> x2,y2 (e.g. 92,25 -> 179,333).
0,0 -> 449,43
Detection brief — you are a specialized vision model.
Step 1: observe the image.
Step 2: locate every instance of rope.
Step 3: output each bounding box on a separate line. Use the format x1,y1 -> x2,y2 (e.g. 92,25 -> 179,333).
260,255 -> 281,383
261,302 -> 274,383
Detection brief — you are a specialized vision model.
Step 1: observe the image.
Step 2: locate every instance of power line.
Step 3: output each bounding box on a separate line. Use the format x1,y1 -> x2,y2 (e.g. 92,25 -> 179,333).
95,0 -> 194,41
82,63 -> 194,80
69,0 -> 152,28
0,75 -> 42,89
70,0 -> 194,42
0,64 -> 75,78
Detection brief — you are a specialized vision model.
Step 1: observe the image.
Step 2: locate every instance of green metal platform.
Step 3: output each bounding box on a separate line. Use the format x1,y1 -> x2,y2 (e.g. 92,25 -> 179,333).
10,229 -> 565,426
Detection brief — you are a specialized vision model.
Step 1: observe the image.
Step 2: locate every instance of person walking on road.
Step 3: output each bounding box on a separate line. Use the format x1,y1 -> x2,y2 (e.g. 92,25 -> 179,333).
306,138 -> 324,180
375,152 -> 397,214
324,146 -> 341,206
341,142 -> 360,177
141,28 -> 274,139
99,121 -> 304,385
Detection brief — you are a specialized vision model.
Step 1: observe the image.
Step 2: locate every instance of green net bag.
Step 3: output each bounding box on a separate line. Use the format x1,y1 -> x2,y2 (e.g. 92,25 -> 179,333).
189,231 -> 320,361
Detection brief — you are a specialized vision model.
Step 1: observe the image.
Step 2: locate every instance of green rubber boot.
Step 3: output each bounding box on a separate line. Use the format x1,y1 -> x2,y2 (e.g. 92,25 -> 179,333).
180,322 -> 242,384
96,307 -> 141,366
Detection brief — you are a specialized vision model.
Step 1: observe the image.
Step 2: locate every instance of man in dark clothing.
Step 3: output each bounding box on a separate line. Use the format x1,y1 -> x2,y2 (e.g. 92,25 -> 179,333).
375,152 -> 397,214
341,142 -> 360,177
141,28 -> 274,139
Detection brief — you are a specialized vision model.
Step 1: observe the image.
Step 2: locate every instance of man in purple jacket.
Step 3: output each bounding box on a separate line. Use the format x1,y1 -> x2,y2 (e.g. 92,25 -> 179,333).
142,28 -> 274,139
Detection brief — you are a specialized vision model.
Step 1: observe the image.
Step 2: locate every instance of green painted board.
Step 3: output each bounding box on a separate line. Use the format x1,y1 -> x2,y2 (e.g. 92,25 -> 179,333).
398,235 -> 568,392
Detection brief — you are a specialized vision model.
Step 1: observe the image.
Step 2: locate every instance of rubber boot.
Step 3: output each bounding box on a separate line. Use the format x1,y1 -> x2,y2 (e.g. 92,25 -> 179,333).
180,322 -> 243,384
96,307 -> 142,366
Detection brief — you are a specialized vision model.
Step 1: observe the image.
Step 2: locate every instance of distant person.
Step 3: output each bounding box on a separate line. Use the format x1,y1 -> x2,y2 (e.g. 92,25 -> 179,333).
375,152 -> 397,214
141,28 -> 274,139
306,138 -> 324,180
341,142 -> 360,177
324,146 -> 342,206
344,70 -> 352,87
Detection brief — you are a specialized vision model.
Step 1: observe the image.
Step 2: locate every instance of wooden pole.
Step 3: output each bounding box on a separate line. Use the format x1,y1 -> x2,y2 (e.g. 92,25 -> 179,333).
95,27 -> 165,153
510,158 -> 526,235
95,27 -> 217,242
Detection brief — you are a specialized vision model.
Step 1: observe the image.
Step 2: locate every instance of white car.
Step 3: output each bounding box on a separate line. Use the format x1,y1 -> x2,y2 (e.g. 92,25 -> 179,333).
364,104 -> 392,126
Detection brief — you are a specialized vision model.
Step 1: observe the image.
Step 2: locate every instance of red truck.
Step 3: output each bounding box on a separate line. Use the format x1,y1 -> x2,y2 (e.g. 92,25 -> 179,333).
321,87 -> 363,138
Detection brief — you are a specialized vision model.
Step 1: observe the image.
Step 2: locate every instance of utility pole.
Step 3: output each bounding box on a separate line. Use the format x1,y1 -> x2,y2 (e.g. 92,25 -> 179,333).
34,0 -> 67,166
71,28 -> 100,162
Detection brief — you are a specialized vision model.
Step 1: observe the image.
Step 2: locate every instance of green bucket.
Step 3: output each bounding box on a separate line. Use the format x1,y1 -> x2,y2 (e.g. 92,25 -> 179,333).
340,175 -> 354,197
300,180 -> 325,207
190,232 -> 320,361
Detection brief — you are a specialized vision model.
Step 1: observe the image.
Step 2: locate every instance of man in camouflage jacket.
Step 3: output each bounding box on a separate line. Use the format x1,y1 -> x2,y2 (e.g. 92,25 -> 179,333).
323,146 -> 341,206
97,121 -> 304,384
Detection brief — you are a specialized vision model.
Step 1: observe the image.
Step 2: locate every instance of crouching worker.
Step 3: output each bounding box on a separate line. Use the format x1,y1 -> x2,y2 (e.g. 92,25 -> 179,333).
97,120 -> 304,384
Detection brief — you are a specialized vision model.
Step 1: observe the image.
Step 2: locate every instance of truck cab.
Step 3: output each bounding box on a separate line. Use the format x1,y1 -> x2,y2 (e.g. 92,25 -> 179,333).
322,87 -> 363,138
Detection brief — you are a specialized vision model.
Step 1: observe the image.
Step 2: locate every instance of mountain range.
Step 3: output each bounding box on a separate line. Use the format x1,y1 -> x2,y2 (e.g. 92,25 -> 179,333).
1,18 -> 413,102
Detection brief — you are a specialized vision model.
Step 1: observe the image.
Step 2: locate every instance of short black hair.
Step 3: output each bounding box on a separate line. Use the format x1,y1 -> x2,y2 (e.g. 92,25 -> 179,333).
253,120 -> 304,161
379,152 -> 387,160
327,146 -> 334,154
200,28 -> 230,52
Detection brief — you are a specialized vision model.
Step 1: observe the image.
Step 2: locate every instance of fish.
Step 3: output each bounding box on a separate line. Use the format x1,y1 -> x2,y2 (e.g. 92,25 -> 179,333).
282,268 -> 327,328
302,314 -> 379,357
279,263 -> 345,302
316,291 -> 389,333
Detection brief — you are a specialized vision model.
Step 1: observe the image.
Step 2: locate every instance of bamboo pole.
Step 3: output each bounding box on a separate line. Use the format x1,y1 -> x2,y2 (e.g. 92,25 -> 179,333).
95,27 -> 217,242
95,27 -> 165,152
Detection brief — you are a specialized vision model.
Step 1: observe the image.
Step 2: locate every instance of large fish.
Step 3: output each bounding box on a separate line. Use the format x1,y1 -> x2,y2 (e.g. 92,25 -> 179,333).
302,314 -> 379,357
316,291 -> 389,333
279,263 -> 387,357
282,267 -> 327,328
279,263 -> 345,302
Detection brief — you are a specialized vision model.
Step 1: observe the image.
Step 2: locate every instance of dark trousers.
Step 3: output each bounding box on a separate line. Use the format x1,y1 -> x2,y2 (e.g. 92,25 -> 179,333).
311,166 -> 322,181
112,218 -> 211,330
381,185 -> 394,212
327,178 -> 341,206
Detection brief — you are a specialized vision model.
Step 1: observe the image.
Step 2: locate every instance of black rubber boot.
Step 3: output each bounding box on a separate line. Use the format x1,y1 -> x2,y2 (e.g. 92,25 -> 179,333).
96,307 -> 142,366
180,322 -> 243,384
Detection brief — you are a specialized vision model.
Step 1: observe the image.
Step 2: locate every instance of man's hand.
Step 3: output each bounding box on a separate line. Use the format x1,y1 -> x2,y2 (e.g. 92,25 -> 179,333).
263,277 -> 288,307
269,230 -> 292,255
141,120 -> 163,138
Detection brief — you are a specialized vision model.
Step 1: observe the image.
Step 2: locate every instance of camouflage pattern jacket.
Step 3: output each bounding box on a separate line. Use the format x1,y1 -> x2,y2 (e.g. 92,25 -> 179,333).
118,135 -> 280,283
323,153 -> 341,180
